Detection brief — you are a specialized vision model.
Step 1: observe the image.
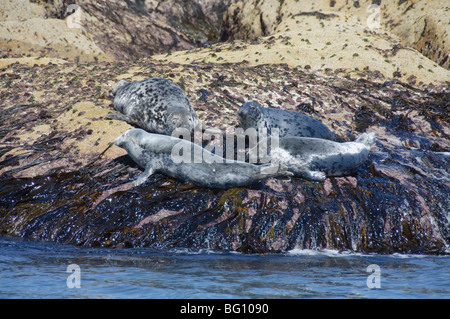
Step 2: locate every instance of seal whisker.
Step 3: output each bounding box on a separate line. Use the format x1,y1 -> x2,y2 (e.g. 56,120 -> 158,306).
84,142 -> 114,168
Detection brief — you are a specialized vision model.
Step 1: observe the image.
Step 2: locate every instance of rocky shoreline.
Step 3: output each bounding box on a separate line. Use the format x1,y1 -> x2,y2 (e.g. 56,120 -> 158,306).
0,0 -> 449,254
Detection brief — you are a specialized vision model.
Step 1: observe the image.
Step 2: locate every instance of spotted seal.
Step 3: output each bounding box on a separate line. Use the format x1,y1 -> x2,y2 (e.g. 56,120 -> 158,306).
114,128 -> 292,189
250,132 -> 376,181
107,78 -> 201,135
238,101 -> 335,140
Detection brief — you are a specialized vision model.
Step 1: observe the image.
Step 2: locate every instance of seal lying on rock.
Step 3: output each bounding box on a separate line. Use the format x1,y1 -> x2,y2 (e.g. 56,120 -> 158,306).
249,132 -> 376,181
238,101 -> 335,140
114,128 -> 292,189
107,78 -> 201,135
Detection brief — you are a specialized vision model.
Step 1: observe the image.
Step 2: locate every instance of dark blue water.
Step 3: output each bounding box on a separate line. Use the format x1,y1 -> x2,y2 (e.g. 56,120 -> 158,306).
0,236 -> 448,299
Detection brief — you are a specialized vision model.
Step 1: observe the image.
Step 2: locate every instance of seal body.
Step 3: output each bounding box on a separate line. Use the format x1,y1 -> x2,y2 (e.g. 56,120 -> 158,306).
250,133 -> 376,181
238,101 -> 335,140
114,128 -> 290,189
108,78 -> 200,135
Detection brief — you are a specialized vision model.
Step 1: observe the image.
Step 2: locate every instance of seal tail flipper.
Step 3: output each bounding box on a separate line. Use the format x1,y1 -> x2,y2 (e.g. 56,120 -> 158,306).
135,165 -> 155,186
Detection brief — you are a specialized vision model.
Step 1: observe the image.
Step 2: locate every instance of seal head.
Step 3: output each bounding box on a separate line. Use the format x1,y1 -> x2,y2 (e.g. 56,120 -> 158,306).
108,77 -> 200,136
238,101 -> 335,140
111,79 -> 128,96
238,101 -> 265,128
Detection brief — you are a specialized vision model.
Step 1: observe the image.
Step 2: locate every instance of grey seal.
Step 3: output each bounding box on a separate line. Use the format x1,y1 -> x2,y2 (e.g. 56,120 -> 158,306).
250,132 -> 376,181
107,77 -> 201,135
238,101 -> 335,140
114,128 -> 291,189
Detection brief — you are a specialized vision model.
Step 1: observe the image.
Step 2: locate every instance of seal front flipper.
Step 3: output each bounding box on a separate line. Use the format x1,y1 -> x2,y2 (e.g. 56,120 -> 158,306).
135,165 -> 155,186
105,113 -> 131,123
276,164 -> 294,177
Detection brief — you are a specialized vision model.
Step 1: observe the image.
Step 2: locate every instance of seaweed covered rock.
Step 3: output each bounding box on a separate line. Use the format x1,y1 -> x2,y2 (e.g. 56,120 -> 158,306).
0,58 -> 448,254
1,0 -> 449,255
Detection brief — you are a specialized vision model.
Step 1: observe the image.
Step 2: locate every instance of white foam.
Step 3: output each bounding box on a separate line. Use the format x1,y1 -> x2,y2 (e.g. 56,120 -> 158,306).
287,248 -> 450,259
286,248 -> 370,257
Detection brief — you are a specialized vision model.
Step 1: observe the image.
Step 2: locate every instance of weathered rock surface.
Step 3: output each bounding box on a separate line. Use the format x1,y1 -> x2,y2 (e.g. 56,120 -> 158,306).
0,0 -> 111,63
220,0 -> 450,70
0,0 -> 449,254
0,58 -> 448,254
1,0 -> 234,62
78,0 -> 234,60
159,0 -> 449,87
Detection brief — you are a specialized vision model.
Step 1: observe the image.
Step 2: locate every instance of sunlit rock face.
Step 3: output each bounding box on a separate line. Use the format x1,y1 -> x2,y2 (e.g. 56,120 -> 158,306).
0,0 -> 448,254
0,58 -> 448,254
78,0 -> 234,60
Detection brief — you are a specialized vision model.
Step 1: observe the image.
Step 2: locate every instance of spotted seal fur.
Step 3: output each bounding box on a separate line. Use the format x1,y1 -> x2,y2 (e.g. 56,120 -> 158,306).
107,78 -> 201,135
250,132 -> 376,181
238,101 -> 335,140
114,128 -> 292,189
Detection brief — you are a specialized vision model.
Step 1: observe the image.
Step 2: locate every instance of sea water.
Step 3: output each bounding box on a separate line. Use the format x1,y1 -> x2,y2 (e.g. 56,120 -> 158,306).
0,236 -> 448,299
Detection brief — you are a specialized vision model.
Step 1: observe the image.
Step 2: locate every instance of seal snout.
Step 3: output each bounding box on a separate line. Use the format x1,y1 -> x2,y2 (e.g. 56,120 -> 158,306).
166,106 -> 196,135
170,113 -> 189,129
238,101 -> 262,124
114,129 -> 141,147
114,132 -> 128,147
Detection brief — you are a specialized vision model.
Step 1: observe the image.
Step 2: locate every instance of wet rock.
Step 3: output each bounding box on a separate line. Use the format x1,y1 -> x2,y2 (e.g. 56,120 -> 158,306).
0,0 -> 448,255
0,59 -> 448,255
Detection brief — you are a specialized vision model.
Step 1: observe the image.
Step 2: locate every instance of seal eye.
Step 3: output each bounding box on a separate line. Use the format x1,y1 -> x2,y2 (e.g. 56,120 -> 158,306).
247,102 -> 262,113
